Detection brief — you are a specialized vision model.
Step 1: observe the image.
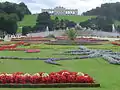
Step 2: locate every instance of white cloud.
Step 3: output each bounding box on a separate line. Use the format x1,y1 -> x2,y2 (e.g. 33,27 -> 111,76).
0,0 -> 120,14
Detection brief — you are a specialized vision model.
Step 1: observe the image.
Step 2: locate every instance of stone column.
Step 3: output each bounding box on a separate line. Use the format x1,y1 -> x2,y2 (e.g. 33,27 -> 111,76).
66,10 -> 68,15
70,10 -> 71,15
68,11 -> 70,15
71,11 -> 72,15
72,10 -> 74,15
73,11 -> 75,15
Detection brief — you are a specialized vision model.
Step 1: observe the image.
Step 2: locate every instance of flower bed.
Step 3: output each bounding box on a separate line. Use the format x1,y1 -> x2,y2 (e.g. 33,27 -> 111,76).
57,46 -> 120,65
0,44 -> 18,51
11,37 -> 51,42
102,54 -> 120,64
47,39 -> 105,45
0,70 -> 100,88
0,42 -> 27,51
0,39 -> 3,42
111,42 -> 120,46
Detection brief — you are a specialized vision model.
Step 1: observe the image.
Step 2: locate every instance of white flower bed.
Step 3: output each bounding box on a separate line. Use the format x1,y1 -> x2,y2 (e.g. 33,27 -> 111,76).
63,46 -> 120,65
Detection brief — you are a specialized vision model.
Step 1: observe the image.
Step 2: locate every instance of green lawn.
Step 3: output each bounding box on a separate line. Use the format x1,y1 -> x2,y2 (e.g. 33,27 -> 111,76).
51,15 -> 96,23
0,44 -> 120,90
18,15 -> 38,27
86,44 -> 120,52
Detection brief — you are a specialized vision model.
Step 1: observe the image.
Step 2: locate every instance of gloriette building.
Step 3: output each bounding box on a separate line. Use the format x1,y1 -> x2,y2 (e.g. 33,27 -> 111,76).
41,6 -> 78,15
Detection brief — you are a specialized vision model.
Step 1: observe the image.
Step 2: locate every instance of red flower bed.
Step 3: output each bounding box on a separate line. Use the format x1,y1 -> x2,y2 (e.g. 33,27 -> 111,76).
1,44 -> 17,49
0,42 -> 26,51
0,44 -> 18,51
111,42 -> 120,46
0,70 -> 94,84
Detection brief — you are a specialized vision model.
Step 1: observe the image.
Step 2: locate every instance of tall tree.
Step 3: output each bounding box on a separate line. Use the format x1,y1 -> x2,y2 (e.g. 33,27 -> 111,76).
54,17 -> 60,30
60,19 -> 66,29
0,2 -> 31,21
35,12 -> 53,31
0,13 -> 18,34
22,26 -> 32,35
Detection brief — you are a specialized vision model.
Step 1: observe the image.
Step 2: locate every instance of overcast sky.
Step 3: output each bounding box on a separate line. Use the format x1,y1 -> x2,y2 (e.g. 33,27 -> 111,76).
0,0 -> 120,14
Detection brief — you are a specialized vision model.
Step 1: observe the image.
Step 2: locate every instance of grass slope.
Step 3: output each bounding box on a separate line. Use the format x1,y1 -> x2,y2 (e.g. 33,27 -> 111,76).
0,44 -> 120,90
18,14 -> 38,27
18,14 -> 96,27
51,15 -> 96,23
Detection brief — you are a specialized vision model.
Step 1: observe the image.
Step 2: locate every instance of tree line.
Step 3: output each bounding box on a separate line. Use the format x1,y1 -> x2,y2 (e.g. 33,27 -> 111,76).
79,16 -> 113,32
82,2 -> 120,20
81,2 -> 120,32
0,2 -> 31,35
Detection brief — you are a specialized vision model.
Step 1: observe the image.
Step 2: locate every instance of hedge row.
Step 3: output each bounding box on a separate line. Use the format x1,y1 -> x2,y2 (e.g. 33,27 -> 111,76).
0,83 -> 100,88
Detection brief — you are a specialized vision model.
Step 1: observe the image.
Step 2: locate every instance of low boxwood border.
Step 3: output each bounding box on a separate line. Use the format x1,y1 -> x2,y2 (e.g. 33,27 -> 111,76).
0,83 -> 100,88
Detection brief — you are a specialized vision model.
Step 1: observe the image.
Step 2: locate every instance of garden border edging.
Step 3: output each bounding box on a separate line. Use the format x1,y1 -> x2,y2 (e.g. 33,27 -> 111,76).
0,83 -> 100,88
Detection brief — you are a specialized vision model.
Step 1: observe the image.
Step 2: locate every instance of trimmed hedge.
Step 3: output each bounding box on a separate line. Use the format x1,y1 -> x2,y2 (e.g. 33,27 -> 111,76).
0,83 -> 100,88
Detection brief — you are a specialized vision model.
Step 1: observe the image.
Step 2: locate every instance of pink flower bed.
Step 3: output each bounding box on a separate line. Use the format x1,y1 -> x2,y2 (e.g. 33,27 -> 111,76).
25,49 -> 40,53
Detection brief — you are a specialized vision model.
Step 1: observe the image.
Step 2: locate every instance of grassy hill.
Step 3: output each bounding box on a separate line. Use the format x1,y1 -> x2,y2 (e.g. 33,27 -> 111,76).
18,14 -> 96,27
18,14 -> 38,27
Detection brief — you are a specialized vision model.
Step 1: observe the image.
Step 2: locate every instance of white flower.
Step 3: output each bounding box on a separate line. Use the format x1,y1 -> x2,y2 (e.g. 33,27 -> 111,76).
24,73 -> 31,76
33,73 -> 40,76
6,74 -> 12,76
84,76 -> 88,78
0,74 -> 5,76
62,72 -> 70,75
77,72 -> 84,76
42,73 -> 49,77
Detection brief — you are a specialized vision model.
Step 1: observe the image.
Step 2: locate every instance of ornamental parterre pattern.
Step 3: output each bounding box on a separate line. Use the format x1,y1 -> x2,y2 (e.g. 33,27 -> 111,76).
0,46 -> 120,65
45,46 -> 120,65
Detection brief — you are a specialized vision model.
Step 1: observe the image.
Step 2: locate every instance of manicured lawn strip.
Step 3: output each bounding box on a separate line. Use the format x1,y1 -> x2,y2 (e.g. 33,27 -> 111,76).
86,44 -> 120,52
18,44 -> 120,52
